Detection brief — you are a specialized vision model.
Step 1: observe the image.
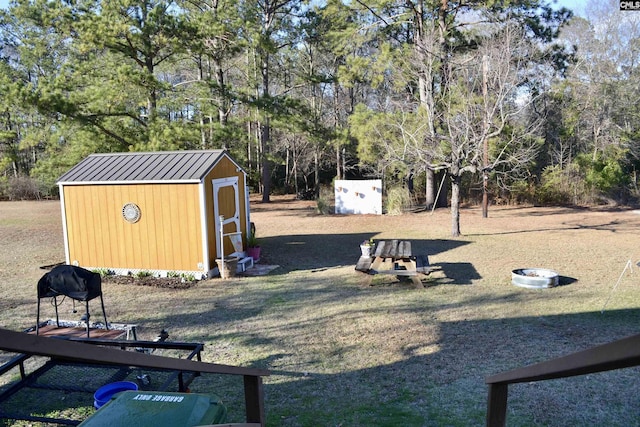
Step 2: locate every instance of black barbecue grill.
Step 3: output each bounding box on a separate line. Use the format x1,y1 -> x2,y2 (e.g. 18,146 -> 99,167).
36,265 -> 109,337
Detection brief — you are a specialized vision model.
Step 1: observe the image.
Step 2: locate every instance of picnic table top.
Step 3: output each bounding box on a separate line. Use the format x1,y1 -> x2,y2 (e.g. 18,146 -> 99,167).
355,240 -> 430,275
374,240 -> 413,258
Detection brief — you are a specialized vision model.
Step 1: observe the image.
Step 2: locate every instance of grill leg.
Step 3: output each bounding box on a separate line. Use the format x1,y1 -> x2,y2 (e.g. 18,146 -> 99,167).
36,299 -> 41,335
54,296 -> 59,327
85,301 -> 90,338
100,295 -> 109,330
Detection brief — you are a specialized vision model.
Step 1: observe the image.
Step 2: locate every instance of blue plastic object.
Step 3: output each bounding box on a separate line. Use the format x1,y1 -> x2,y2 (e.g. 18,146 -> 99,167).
94,381 -> 139,409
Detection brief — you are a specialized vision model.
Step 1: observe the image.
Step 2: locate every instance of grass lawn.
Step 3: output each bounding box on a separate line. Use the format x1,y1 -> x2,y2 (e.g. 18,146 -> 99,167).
1,197 -> 640,426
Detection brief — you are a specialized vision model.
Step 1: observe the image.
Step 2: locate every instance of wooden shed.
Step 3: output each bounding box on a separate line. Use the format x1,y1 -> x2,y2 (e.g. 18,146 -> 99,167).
57,150 -> 250,278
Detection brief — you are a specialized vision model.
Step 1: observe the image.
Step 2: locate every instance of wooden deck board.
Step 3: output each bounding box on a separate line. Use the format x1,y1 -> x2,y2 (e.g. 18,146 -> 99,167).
29,324 -> 128,340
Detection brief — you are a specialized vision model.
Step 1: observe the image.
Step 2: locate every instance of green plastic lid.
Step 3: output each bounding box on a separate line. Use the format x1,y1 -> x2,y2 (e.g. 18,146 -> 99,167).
79,391 -> 227,426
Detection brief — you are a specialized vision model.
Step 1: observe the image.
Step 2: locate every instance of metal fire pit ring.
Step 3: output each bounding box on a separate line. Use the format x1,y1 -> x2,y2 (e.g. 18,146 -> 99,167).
512,268 -> 559,289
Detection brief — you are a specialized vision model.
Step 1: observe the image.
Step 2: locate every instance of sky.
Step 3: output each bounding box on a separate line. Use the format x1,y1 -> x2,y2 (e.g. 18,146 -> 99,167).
554,0 -> 588,16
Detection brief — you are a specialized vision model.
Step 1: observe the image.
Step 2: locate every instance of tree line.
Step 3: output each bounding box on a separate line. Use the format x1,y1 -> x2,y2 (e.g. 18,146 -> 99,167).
1,0 -> 638,235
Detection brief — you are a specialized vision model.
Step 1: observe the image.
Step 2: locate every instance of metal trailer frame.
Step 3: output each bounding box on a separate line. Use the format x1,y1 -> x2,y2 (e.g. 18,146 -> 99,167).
0,328 -> 269,426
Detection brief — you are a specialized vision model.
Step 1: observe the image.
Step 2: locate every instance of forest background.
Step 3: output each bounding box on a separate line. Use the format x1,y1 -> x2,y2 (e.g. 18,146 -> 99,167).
1,0 -> 639,234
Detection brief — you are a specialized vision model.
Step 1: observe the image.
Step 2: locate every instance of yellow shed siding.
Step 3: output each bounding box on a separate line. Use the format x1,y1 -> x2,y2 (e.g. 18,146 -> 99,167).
63,183 -> 203,272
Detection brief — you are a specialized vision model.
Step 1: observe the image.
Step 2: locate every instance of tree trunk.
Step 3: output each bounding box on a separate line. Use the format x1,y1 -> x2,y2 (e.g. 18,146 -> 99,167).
285,148 -> 290,193
334,79 -> 342,180
247,119 -> 252,174
450,173 -> 461,237
214,56 -> 228,128
342,147 -> 346,178
197,56 -> 207,149
482,54 -> 489,218
336,146 -> 341,180
425,168 -> 435,208
314,149 -> 319,198
255,43 -> 270,201
260,41 -> 271,202
260,119 -> 270,202
294,155 -> 299,196
146,58 -> 157,122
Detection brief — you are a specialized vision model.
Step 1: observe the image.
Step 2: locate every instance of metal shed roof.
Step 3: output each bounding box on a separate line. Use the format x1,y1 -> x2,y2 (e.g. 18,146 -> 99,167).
58,150 -> 232,185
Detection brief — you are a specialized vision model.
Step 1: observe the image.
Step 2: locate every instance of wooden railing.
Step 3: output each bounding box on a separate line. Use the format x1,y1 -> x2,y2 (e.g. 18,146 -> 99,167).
0,328 -> 270,426
485,333 -> 640,426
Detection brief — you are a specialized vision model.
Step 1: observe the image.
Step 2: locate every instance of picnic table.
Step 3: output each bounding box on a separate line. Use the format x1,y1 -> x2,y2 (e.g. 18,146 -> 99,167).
355,240 -> 431,288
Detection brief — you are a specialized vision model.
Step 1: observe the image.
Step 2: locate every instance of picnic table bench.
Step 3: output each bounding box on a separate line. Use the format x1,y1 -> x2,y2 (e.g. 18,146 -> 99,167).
355,240 -> 432,288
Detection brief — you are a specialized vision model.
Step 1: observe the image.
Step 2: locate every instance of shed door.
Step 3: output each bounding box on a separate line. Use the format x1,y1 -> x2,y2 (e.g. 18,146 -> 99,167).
213,177 -> 240,256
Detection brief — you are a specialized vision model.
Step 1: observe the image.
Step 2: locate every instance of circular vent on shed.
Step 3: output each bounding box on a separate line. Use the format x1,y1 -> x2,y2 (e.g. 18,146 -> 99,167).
122,203 -> 141,223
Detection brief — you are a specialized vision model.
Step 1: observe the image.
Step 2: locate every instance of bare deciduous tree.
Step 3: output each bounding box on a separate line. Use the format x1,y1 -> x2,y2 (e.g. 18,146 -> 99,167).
432,24 -> 547,236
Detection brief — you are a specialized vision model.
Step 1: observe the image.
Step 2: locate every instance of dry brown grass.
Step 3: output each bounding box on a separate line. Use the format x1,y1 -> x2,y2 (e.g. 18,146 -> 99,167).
1,197 -> 640,426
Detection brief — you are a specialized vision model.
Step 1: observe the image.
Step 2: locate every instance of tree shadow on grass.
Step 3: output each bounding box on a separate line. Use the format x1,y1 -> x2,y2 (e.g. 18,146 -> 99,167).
259,234 -> 473,276
7,306 -> 638,426
89,269 -> 640,426
558,275 -> 578,286
467,217 -> 638,237
204,307 -> 640,426
431,262 -> 480,285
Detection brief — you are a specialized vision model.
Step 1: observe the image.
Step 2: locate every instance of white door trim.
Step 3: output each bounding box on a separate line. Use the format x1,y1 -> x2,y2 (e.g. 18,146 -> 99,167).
212,176 -> 240,256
